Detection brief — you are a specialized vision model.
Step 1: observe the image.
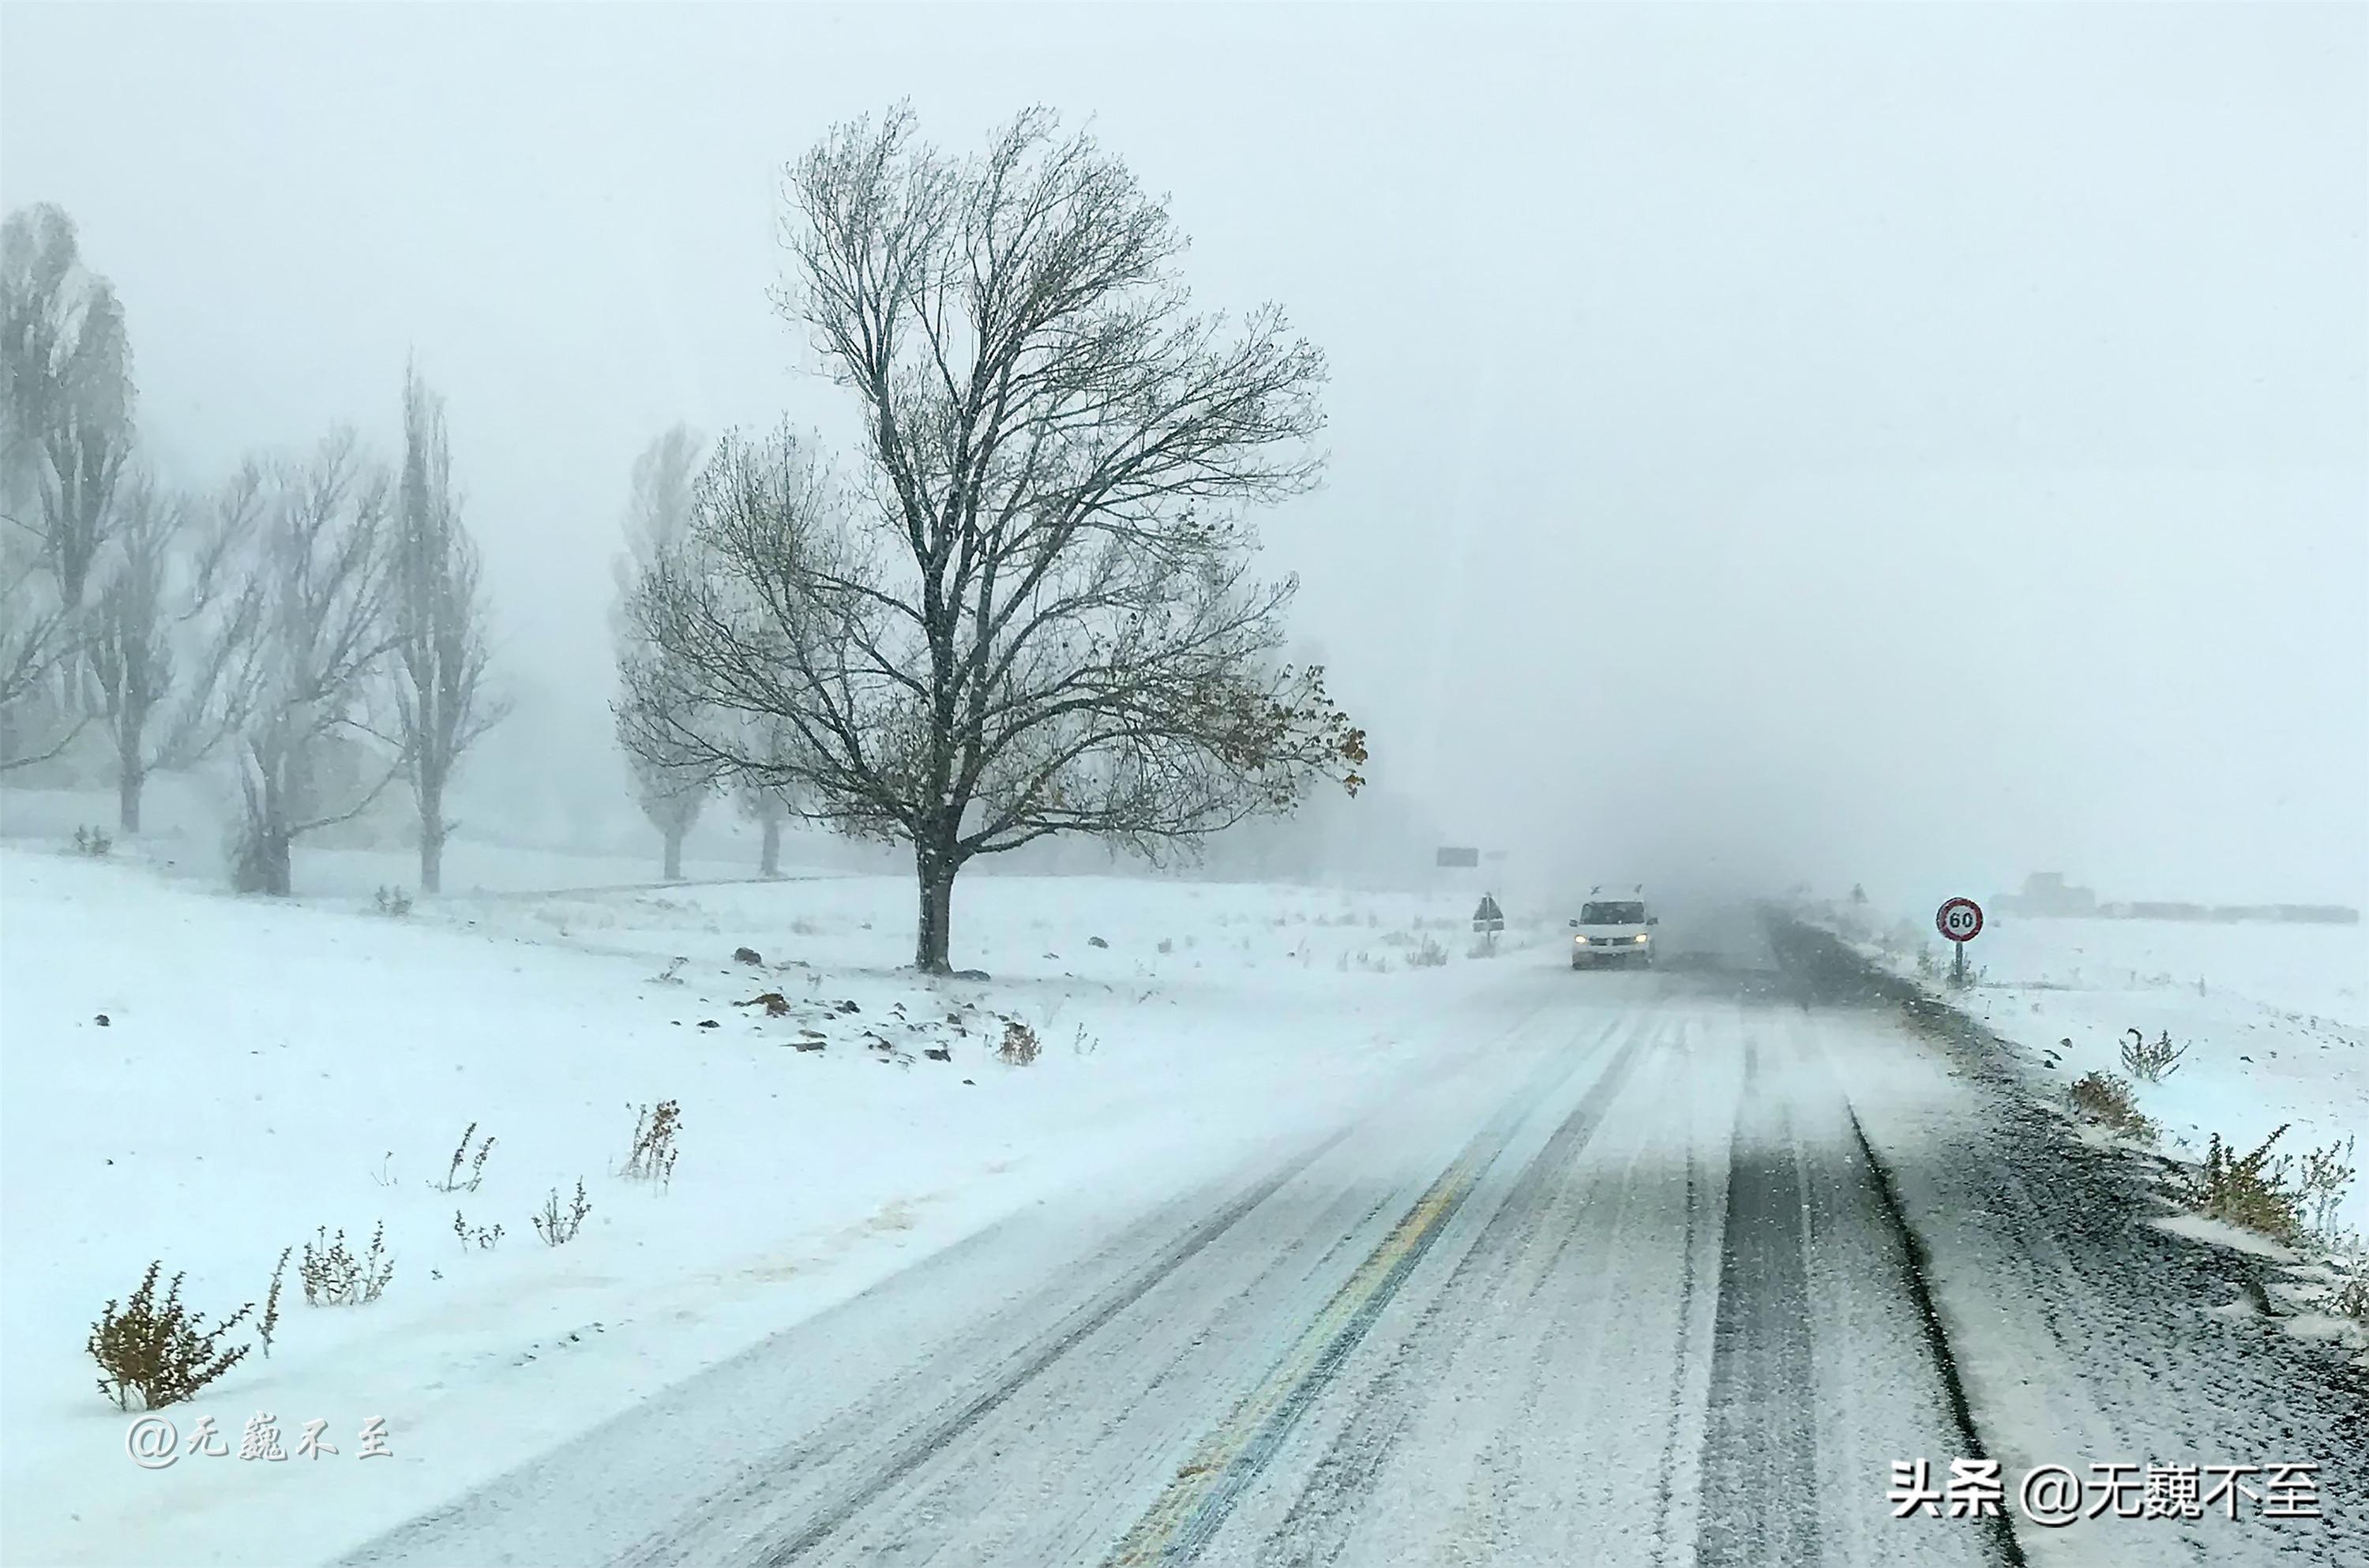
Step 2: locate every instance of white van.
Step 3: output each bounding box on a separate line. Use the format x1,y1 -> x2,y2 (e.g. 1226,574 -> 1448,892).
1569,895 -> 1658,969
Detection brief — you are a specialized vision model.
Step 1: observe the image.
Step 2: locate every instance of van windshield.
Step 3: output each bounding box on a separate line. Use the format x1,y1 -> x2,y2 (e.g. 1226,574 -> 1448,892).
1580,902 -> 1646,925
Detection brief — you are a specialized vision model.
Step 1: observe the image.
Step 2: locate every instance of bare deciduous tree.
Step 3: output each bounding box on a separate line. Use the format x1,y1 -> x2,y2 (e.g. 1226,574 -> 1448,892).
85,467 -> 268,831
629,759 -> 709,882
734,718 -> 797,877
0,523 -> 81,767
389,363 -> 505,893
612,426 -> 713,880
229,433 -> 400,895
620,109 -> 1365,973
0,202 -> 136,765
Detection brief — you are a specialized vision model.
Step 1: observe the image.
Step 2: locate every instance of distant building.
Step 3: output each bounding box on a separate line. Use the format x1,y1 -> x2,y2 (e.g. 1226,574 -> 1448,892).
2126,901 -> 2209,921
1999,872 -> 2098,917
2004,876 -> 2357,925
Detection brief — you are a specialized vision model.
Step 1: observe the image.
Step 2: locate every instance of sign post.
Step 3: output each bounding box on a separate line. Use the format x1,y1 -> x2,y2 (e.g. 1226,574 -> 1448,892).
1472,892 -> 1504,953
1935,896 -> 1983,986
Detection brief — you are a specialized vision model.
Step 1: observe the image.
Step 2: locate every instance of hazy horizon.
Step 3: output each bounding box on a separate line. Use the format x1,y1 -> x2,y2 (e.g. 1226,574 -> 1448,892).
4,2 -> 2362,907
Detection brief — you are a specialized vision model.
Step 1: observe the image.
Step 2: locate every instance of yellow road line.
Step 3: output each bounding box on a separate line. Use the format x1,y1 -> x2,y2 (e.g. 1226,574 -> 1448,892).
1102,1150 -> 1489,1566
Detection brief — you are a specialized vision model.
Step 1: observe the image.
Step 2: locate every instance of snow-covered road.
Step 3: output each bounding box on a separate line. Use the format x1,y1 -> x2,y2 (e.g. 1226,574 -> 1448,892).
15,846 -> 2357,1568
328,920 -> 2281,1568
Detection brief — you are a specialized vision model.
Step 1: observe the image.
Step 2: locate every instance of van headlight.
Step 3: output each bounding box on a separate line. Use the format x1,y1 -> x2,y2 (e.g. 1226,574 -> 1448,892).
1635,934 -> 1650,943
1574,936 -> 1590,945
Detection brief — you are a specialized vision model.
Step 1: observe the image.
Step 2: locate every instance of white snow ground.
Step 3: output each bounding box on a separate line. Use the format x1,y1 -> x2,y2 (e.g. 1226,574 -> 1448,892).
1836,903 -> 2369,1238
0,840 -> 1553,1567
0,782 -> 785,897
9,840 -> 2363,1567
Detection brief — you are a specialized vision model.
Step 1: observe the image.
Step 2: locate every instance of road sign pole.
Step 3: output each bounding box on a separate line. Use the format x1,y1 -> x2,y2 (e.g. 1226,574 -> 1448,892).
1935,897 -> 1983,987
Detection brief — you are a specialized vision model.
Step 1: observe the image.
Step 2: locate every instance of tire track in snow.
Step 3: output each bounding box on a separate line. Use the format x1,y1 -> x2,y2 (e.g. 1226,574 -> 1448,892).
734,1008 -> 1602,1567
1693,1037 -> 1820,1568
779,1007 -> 1619,1568
1227,1017 -> 1667,1566
1842,1105 -> 2027,1568
1105,1018 -> 1655,1565
1649,1023 -> 1706,1568
682,1120 -> 1362,1568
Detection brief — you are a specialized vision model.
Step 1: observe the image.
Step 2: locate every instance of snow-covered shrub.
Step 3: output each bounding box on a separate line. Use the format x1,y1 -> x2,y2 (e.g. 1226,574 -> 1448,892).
618,1100 -> 681,1187
2298,1135 -> 2357,1247
2119,1027 -> 2189,1084
2067,1071 -> 2156,1142
2193,1127 -> 2305,1246
71,825 -> 111,857
1408,936 -> 1450,968
997,1020 -> 1042,1066
373,884 -> 414,917
88,1263 -> 254,1410
533,1180 -> 591,1246
300,1222 -> 394,1306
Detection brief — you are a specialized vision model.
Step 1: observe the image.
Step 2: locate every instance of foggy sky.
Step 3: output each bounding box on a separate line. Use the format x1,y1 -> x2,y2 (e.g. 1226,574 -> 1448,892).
3,2 -> 2362,906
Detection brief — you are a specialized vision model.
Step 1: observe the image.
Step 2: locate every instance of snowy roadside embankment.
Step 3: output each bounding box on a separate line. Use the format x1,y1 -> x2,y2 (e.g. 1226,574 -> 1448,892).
1768,920 -> 2369,1568
1802,898 -> 2367,1417
1827,904 -> 2367,1241
0,846 -> 1542,1568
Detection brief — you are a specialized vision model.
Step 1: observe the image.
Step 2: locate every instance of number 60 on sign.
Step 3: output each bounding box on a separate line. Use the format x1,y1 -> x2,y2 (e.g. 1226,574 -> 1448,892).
1935,898 -> 1983,943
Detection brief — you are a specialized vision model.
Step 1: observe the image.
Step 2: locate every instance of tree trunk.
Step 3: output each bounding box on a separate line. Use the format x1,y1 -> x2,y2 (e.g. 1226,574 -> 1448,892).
235,761 -> 296,896
913,843 -> 957,973
263,829 -> 292,897
118,764 -> 144,835
760,817 -> 783,878
663,827 -> 685,881
418,778 -> 445,895
238,823 -> 292,896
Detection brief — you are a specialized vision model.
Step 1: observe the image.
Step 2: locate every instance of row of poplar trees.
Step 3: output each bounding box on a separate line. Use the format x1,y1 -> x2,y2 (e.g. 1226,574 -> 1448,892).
0,204 -> 502,895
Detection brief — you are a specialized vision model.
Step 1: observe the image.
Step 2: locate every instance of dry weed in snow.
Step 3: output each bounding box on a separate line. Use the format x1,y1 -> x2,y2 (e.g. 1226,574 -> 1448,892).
2119,1026 -> 2190,1083
300,1223 -> 394,1307
87,1263 -> 255,1410
2067,1070 -> 2158,1143
997,1020 -> 1042,1066
533,1180 -> 592,1247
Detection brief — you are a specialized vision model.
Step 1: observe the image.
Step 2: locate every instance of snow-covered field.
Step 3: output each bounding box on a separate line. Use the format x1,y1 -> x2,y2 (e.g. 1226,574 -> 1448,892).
1838,904 -> 2369,1238
1959,913 -> 2366,1030
0,782 -> 795,897
0,836 -> 1553,1568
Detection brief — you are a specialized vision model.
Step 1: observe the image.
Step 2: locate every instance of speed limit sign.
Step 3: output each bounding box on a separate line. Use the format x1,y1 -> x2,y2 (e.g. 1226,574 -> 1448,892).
1935,897 -> 1984,943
